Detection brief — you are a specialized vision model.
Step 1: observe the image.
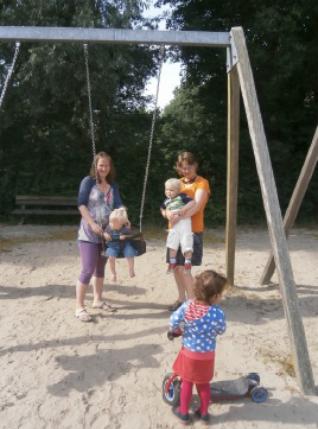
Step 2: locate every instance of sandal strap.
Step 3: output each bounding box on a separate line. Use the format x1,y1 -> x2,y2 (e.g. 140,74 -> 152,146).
75,308 -> 92,321
103,302 -> 117,312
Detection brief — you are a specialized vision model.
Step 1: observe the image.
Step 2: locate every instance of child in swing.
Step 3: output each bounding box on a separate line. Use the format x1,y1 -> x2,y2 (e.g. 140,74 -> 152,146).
103,207 -> 136,282
160,178 -> 195,274
168,270 -> 227,424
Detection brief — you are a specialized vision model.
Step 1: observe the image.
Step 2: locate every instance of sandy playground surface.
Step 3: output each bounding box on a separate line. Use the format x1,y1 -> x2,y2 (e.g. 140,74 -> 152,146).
0,223 -> 318,428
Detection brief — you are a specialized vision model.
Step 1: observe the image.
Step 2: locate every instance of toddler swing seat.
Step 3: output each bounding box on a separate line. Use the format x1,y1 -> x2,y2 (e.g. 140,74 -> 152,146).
102,230 -> 146,258
84,45 -> 163,261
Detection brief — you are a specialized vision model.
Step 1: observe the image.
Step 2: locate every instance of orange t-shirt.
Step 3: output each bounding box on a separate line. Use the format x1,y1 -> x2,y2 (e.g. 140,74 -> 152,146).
180,176 -> 211,233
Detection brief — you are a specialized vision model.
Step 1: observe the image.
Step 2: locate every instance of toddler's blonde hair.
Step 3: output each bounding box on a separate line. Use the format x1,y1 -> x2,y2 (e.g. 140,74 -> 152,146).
109,207 -> 128,224
165,178 -> 180,192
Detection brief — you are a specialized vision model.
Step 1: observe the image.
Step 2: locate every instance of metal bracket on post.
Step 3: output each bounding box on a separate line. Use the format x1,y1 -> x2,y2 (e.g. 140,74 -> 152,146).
226,33 -> 238,73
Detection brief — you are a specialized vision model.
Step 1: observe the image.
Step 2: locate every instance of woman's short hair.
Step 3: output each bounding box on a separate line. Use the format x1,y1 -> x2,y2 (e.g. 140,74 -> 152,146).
90,151 -> 116,184
175,151 -> 198,176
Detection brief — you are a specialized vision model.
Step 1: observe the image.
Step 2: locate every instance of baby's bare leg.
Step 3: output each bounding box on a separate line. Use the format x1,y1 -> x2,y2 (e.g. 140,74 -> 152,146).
108,256 -> 117,282
127,257 -> 135,277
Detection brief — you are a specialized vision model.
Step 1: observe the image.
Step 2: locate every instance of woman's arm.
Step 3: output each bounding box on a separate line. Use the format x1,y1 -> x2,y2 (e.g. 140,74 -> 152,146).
77,177 -> 104,236
169,188 -> 209,225
183,188 -> 209,218
78,205 -> 103,236
178,200 -> 196,217
112,183 -> 123,208
167,200 -> 196,227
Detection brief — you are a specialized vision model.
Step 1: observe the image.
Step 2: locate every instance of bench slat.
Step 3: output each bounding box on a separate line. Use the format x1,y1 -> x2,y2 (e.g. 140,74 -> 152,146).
12,209 -> 79,215
16,195 -> 77,206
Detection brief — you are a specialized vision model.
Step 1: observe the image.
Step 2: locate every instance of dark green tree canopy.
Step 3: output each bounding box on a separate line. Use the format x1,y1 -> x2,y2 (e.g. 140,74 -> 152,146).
0,1 -> 162,221
156,0 -> 318,223
0,1 -> 317,224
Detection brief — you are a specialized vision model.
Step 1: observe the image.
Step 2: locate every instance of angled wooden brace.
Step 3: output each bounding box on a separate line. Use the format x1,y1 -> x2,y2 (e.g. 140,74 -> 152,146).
230,26 -> 315,395
261,126 -> 318,284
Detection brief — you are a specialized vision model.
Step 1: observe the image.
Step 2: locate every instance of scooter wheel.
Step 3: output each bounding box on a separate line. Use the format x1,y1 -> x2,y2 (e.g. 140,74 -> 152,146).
247,372 -> 260,385
250,386 -> 268,403
162,373 -> 181,407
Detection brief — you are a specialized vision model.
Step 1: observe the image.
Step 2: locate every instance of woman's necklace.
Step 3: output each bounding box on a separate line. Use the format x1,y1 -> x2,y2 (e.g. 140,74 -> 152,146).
98,181 -> 110,193
182,175 -> 197,184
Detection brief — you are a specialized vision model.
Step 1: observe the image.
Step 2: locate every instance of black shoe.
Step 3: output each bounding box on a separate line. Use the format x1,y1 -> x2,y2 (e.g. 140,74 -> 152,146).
194,409 -> 210,424
172,407 -> 190,425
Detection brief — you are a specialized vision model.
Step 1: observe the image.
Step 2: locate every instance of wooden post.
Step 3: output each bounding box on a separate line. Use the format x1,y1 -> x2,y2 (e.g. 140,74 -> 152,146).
261,126 -> 318,284
231,26 -> 315,395
225,65 -> 240,286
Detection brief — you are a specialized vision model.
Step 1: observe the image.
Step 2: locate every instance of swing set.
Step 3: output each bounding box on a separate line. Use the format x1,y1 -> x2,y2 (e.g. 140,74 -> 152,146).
1,36 -> 165,256
0,25 -> 316,395
82,43 -> 165,257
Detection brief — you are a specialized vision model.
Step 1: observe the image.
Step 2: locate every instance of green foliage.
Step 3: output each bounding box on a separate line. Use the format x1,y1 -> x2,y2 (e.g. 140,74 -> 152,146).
0,1 -> 317,227
0,0 -> 158,219
157,85 -> 228,225
157,0 -> 318,224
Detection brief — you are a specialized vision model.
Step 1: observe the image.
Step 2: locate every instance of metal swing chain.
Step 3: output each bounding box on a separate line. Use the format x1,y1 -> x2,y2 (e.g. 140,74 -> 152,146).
83,43 -> 106,242
83,44 -> 97,175
0,41 -> 21,109
139,45 -> 165,233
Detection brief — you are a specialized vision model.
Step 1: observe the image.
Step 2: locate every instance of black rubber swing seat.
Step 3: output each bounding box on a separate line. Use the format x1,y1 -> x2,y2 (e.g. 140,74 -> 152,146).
102,230 -> 146,259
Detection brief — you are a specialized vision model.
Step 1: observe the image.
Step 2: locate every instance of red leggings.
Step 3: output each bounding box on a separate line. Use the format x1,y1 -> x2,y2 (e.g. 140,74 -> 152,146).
179,380 -> 210,416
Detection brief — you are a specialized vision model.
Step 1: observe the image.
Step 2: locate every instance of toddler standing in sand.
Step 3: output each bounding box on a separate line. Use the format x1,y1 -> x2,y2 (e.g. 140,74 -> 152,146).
168,270 -> 227,424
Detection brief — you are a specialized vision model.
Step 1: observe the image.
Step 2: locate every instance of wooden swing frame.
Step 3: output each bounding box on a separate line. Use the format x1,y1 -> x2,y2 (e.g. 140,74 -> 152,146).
0,25 -> 315,395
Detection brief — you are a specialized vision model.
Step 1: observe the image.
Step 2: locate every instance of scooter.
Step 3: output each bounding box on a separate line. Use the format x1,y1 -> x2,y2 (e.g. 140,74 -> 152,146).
162,371 -> 268,406
163,330 -> 268,406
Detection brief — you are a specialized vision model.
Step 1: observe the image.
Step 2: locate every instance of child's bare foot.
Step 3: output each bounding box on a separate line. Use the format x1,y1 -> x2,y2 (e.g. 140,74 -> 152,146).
129,270 -> 135,278
110,274 -> 117,283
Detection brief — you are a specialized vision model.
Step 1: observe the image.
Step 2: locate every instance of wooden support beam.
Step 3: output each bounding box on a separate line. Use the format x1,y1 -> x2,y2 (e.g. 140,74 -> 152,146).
231,26 -> 315,395
225,66 -> 240,286
261,126 -> 318,284
0,26 -> 230,47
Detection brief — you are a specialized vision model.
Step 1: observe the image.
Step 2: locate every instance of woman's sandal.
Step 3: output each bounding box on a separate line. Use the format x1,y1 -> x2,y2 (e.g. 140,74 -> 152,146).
75,308 -> 92,322
92,301 -> 117,312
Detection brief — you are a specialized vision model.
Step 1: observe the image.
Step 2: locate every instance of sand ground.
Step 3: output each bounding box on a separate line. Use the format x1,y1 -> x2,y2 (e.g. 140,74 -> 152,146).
0,224 -> 318,429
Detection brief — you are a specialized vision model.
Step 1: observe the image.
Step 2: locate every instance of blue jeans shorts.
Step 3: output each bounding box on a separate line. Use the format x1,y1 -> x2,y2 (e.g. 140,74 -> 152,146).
106,241 -> 137,258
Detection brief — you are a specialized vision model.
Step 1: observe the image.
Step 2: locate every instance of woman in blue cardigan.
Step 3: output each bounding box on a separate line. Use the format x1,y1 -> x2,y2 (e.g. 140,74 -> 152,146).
75,151 -> 123,321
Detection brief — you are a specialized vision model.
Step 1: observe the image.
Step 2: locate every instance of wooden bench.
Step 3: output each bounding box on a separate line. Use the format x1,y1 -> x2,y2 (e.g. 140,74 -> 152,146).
12,195 -> 79,219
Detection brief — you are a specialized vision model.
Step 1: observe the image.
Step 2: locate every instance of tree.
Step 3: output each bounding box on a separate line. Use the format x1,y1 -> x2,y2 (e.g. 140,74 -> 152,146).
0,0 -> 158,220
157,0 -> 318,223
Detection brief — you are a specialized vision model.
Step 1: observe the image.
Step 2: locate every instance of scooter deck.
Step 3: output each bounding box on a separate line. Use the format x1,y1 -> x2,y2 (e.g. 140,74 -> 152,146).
211,373 -> 258,401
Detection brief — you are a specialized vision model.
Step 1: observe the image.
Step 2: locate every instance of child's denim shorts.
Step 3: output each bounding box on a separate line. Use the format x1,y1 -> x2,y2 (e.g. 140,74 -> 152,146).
106,241 -> 137,258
